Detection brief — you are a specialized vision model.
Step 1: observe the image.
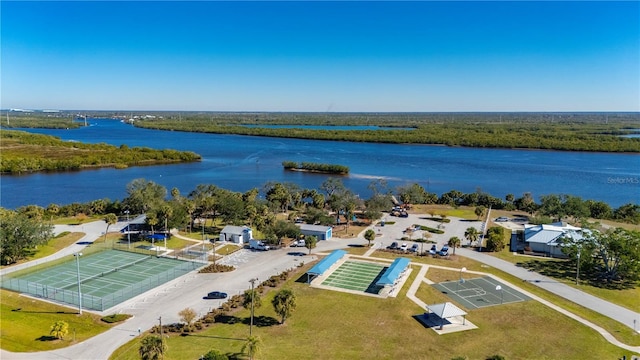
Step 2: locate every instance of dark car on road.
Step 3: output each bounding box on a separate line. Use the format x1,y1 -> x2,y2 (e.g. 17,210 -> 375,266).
206,291 -> 228,299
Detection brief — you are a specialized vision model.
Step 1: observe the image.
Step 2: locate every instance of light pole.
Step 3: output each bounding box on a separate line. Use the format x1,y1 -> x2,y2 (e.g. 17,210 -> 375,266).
74,252 -> 83,314
575,247 -> 581,285
496,285 -> 503,304
249,278 -> 258,336
457,267 -> 466,292
202,219 -> 206,253
124,210 -> 130,249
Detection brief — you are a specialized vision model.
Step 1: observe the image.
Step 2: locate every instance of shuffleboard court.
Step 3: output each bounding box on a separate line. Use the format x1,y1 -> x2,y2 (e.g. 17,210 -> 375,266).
321,260 -> 387,294
1,249 -> 202,311
432,276 -> 530,309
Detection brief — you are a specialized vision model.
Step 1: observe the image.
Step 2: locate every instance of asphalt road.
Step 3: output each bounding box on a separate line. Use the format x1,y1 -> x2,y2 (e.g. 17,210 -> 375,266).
0,221 -> 365,360
2,215 -> 638,359
373,213 -> 640,332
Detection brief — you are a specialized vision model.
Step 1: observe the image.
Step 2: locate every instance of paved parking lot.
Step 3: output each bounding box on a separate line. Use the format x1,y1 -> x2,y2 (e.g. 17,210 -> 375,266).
374,213 -> 484,252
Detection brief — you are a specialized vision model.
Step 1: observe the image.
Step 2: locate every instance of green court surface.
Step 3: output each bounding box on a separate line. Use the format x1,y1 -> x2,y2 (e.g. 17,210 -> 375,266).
1,249 -> 201,311
432,276 -> 531,309
321,260 -> 387,294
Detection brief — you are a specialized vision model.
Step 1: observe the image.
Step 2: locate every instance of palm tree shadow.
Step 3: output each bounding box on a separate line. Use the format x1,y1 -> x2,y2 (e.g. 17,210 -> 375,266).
242,315 -> 279,327
36,335 -> 59,341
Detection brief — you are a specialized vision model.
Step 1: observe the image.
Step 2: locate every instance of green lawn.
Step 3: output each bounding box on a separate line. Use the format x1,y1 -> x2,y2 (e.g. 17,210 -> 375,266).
109,263 -> 634,360
488,248 -> 640,313
0,289 -> 113,352
370,250 -> 640,346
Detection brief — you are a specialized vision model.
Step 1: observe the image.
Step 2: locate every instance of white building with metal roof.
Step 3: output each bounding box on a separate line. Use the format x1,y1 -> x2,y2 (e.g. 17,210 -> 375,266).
510,222 -> 584,257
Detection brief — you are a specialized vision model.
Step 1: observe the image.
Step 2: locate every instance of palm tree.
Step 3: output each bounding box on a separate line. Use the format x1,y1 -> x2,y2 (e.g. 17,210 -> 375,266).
305,235 -> 318,255
242,336 -> 261,360
103,213 -> 118,244
50,320 -> 68,340
364,229 -> 376,247
272,289 -> 297,324
138,335 -> 166,360
464,227 -> 480,247
448,236 -> 461,255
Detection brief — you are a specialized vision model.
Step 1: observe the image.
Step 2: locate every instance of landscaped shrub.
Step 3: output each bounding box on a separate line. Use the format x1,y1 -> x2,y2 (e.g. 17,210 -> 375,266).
198,263 -> 235,273
101,314 -> 132,323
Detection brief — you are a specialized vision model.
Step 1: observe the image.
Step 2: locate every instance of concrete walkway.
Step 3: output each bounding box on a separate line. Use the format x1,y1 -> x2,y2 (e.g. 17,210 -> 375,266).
0,230 -> 364,360
2,215 -> 639,358
455,246 -> 640,332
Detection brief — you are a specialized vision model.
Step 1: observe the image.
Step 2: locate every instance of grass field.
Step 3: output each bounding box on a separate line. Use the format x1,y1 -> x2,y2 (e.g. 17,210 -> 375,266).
369,250 -> 640,346
108,264 -> 634,360
0,289 -> 112,352
488,248 -> 640,313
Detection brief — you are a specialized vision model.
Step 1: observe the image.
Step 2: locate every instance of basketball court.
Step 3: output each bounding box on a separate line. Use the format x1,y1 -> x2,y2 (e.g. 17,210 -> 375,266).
432,276 -> 530,309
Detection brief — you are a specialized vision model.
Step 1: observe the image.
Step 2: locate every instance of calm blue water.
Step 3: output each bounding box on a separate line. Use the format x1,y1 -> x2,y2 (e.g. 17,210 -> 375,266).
241,125 -> 415,131
1,119 -> 638,209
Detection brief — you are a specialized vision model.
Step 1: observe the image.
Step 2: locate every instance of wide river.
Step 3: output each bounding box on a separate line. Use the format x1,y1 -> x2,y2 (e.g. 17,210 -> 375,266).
1,119 -> 638,209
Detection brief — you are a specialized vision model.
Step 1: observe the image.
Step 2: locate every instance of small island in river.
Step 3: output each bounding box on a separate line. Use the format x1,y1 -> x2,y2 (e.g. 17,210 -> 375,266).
282,161 -> 349,175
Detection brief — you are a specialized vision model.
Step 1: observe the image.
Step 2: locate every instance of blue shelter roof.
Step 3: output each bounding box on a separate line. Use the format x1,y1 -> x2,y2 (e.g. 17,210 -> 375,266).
308,250 -> 347,276
147,234 -> 168,240
376,257 -> 410,286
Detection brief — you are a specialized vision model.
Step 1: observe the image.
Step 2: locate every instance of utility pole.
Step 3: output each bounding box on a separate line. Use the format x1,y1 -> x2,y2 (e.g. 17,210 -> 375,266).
249,278 -> 258,336
576,247 -> 581,285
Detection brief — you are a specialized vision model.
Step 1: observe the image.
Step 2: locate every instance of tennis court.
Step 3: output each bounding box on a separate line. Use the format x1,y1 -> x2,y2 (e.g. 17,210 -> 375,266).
321,260 -> 387,294
1,249 -> 202,311
432,276 -> 530,309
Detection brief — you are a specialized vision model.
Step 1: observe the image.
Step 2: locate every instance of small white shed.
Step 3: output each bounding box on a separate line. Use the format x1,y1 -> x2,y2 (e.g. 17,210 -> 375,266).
219,225 -> 252,244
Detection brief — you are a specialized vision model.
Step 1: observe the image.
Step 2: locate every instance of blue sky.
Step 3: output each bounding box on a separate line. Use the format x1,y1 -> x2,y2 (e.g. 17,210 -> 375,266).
2,1 -> 638,112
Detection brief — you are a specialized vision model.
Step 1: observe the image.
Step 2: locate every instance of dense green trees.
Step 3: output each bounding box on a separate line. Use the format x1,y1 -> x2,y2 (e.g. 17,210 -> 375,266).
282,161 -> 349,174
562,228 -> 640,284
0,130 -> 201,174
134,113 -> 640,152
0,208 -> 53,265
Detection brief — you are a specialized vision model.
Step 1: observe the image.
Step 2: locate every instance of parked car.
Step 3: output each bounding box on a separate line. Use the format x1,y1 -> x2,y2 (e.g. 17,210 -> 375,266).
249,239 -> 270,251
388,241 -> 399,250
206,291 -> 228,299
290,239 -> 306,247
495,217 -> 509,222
438,245 -> 450,256
400,243 -> 409,251
409,244 -> 419,252
429,244 -> 437,255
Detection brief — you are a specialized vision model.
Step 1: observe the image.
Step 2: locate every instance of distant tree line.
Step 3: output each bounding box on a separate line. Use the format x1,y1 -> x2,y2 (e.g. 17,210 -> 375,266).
282,161 -> 349,174
396,183 -> 640,225
0,130 -> 201,174
133,115 -> 640,153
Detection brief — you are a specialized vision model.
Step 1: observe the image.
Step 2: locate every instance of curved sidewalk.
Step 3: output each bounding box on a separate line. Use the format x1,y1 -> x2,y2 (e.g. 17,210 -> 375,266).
456,247 -> 640,332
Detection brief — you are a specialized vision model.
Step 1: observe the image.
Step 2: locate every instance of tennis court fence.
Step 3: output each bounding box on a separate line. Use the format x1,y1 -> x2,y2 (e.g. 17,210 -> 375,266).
2,260 -> 201,311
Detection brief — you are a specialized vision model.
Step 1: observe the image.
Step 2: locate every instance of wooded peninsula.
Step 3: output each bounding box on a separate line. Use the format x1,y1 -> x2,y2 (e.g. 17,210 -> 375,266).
128,112 -> 640,153
2,112 -> 639,152
0,130 -> 201,174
